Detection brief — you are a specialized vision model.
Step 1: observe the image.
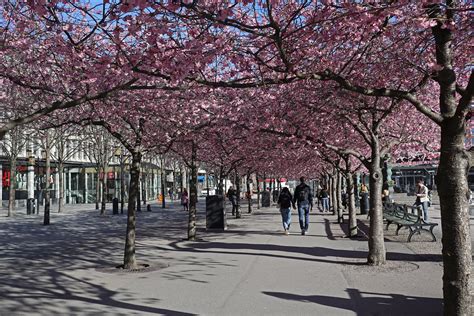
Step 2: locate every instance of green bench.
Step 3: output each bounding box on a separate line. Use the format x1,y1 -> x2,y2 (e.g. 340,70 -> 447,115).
383,202 -> 438,242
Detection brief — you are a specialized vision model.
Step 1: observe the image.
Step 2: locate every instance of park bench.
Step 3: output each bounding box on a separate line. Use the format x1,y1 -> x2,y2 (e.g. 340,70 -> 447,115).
383,202 -> 438,242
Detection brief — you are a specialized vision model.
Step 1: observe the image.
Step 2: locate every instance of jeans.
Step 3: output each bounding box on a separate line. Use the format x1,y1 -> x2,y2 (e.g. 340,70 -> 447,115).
321,198 -> 329,211
280,208 -> 291,230
417,201 -> 429,221
298,202 -> 310,231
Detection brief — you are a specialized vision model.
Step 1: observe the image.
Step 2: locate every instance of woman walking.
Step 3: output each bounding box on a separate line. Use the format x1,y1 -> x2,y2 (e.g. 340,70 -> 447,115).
277,187 -> 295,235
181,188 -> 189,212
319,187 -> 330,212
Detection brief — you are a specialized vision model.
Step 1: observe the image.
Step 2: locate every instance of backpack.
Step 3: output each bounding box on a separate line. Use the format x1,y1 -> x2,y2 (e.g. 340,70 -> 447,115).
298,185 -> 310,202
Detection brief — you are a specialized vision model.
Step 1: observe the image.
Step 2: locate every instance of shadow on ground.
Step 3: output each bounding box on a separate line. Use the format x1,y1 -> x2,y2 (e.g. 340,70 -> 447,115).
0,201 -> 210,314
263,288 -> 442,316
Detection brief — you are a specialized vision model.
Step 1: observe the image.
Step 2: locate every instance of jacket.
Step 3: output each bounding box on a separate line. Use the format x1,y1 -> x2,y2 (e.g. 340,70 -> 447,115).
416,184 -> 430,203
278,191 -> 293,209
293,183 -> 313,206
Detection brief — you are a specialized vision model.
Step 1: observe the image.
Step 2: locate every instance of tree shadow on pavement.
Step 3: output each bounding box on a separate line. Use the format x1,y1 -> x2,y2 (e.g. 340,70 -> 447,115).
162,239 -> 443,266
0,269 -> 195,315
0,206 -> 210,315
263,288 -> 442,315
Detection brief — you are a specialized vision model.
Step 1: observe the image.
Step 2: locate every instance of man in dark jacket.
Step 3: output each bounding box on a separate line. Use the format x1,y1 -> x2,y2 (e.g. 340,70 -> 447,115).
227,186 -> 237,216
293,177 -> 313,235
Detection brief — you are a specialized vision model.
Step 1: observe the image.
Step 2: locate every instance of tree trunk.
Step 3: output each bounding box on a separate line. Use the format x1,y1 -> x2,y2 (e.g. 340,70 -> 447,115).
367,145 -> 385,265
336,170 -> 343,223
142,172 -> 147,205
256,175 -> 260,209
235,172 -> 241,218
123,151 -> 141,270
161,162 -> 166,209
437,120 -> 472,315
120,160 -> 125,214
346,170 -> 357,237
58,162 -> 65,213
217,167 -> 224,195
8,157 -> 16,216
188,143 -> 198,241
330,174 -> 336,213
43,148 -> 51,225
100,165 -> 106,215
247,172 -> 252,214
95,167 -> 100,211
428,4 -> 472,313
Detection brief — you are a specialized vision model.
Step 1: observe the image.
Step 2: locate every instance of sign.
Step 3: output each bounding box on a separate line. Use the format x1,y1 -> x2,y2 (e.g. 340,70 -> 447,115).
197,175 -> 205,183
2,171 -> 10,188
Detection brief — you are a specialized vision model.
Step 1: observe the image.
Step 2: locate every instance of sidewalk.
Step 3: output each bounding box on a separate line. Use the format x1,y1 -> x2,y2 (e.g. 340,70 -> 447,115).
0,198 -> 464,315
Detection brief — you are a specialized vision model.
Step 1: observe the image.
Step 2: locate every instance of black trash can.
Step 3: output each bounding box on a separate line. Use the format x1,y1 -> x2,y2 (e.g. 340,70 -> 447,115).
206,195 -> 227,230
360,193 -> 369,215
112,198 -> 119,215
261,191 -> 271,207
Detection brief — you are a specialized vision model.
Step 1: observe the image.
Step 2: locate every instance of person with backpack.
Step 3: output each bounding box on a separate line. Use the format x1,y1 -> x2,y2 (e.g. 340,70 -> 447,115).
319,187 -> 330,212
227,186 -> 237,216
293,177 -> 313,235
277,187 -> 295,235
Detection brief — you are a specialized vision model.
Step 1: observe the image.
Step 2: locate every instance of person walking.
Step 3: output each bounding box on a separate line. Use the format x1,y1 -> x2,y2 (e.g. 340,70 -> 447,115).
227,186 -> 237,216
181,188 -> 189,212
168,188 -> 174,201
414,179 -> 430,221
359,183 -> 369,215
382,182 -> 390,204
293,177 -> 313,235
319,187 -> 330,212
277,187 -> 295,235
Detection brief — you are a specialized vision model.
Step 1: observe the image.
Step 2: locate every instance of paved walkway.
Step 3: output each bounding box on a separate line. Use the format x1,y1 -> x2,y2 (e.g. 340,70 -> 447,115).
0,195 -> 471,315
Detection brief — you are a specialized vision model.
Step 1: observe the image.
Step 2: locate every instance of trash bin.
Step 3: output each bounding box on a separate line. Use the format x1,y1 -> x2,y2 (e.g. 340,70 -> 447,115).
206,195 -> 226,230
360,192 -> 369,215
262,191 -> 271,207
112,198 -> 119,215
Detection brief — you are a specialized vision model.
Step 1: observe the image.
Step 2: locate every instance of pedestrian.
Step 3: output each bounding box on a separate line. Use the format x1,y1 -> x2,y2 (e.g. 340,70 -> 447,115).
277,187 -> 294,235
168,188 -> 174,201
414,179 -> 430,221
181,188 -> 189,212
382,182 -> 390,203
227,186 -> 237,215
319,187 -> 330,212
293,177 -> 313,235
359,183 -> 369,215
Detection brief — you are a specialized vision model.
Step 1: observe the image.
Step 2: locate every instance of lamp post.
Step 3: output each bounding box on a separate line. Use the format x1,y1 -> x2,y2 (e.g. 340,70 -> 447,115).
26,149 -> 35,215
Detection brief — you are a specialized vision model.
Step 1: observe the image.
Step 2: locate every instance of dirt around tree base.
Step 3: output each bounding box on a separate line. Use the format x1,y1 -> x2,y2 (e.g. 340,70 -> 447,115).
96,262 -> 169,274
343,260 -> 419,274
